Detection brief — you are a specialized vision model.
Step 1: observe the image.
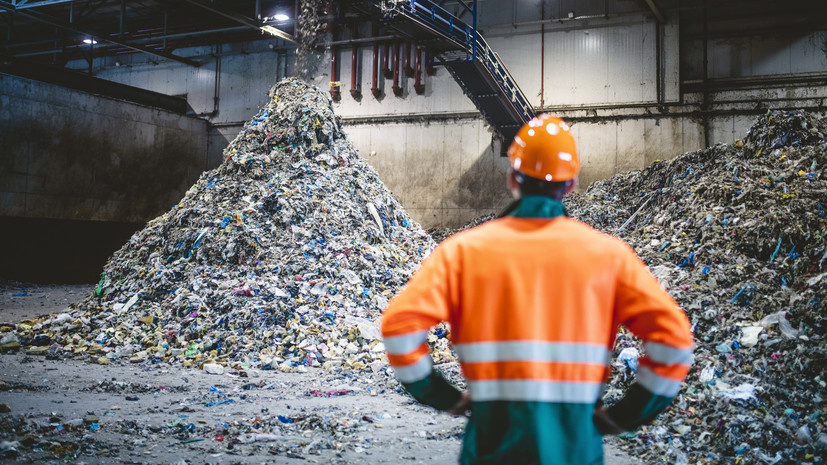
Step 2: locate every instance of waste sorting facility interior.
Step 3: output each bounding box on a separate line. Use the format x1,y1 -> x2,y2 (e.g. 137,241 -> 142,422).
1,0 -> 825,282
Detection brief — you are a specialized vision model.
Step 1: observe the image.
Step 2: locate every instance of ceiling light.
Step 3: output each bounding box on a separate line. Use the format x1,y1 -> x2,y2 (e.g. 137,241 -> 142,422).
83,38 -> 98,44
273,14 -> 290,21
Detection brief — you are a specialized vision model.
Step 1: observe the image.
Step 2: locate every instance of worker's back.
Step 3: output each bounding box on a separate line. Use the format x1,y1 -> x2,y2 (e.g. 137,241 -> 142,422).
382,209 -> 692,465
383,115 -> 693,464
447,216 -> 624,352
441,216 -> 629,464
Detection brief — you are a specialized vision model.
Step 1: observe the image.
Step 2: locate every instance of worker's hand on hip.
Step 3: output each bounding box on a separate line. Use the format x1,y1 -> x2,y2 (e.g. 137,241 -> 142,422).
593,407 -> 626,435
447,391 -> 472,417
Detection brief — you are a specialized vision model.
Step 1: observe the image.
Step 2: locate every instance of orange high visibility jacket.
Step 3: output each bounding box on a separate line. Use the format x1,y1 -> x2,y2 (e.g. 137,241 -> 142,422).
382,209 -> 694,464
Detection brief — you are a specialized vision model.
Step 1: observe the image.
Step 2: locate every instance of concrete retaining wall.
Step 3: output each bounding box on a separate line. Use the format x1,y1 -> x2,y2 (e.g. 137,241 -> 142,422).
0,74 -> 208,223
0,74 -> 210,282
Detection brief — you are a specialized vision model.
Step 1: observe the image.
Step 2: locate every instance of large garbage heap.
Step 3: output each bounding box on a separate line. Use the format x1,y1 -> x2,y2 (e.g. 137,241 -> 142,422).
2,78 -> 436,375
428,213 -> 495,243
566,110 -> 826,464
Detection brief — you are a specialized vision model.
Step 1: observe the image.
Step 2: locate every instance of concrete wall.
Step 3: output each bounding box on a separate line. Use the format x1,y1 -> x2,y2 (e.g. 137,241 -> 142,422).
345,119 -> 512,228
0,74 -> 208,223
0,73 -> 211,282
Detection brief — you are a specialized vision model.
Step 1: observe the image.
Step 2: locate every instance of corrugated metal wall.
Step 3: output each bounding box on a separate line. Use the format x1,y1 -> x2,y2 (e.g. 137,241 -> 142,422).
488,20 -> 658,107
86,40 -> 290,124
682,31 -> 827,80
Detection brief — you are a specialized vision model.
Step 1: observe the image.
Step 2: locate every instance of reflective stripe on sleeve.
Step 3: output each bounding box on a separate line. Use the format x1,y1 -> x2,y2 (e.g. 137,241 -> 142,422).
637,365 -> 683,397
383,330 -> 429,355
454,341 -> 610,365
391,354 -> 433,384
387,344 -> 430,367
638,358 -> 691,380
644,341 -> 694,365
468,379 -> 604,403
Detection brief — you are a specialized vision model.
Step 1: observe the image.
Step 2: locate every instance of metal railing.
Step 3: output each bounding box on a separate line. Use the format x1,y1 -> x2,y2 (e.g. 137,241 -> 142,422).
382,0 -> 533,126
472,32 -> 534,124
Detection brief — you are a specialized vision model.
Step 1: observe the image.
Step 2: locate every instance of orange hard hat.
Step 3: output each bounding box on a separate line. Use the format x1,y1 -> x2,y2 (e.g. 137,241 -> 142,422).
507,114 -> 579,182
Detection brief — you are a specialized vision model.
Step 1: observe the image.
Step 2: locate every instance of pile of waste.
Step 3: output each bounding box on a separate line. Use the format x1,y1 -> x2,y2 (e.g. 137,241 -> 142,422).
428,213 -> 495,243
0,78 -> 436,375
567,110 -> 826,464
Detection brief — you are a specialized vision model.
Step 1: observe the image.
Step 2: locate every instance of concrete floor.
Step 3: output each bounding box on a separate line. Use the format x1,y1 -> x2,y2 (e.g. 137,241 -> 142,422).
0,282 -> 643,465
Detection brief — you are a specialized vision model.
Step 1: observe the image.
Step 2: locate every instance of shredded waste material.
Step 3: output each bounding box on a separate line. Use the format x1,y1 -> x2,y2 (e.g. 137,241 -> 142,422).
428,214 -> 495,244
0,354 -> 466,463
1,78 -> 437,377
566,110 -> 826,465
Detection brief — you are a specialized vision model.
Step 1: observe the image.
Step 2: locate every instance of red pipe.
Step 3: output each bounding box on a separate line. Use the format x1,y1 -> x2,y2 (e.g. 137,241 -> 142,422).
392,40 -> 402,96
350,45 -> 361,100
414,45 -> 424,95
371,41 -> 381,98
382,40 -> 392,79
330,46 -> 340,101
404,41 -> 414,77
371,23 -> 381,98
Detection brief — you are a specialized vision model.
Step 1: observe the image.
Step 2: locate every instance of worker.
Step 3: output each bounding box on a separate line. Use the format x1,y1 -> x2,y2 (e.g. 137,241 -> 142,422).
381,114 -> 694,465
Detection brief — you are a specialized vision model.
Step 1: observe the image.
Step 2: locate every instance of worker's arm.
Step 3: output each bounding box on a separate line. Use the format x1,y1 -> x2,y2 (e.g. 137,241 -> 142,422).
381,245 -> 462,411
604,243 -> 694,432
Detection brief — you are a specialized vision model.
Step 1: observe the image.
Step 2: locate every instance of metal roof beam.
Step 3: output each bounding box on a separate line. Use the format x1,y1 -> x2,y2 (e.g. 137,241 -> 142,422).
180,0 -> 296,44
643,0 -> 666,23
14,0 -> 75,9
0,1 -> 202,66
15,25 -> 251,57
